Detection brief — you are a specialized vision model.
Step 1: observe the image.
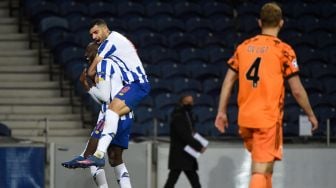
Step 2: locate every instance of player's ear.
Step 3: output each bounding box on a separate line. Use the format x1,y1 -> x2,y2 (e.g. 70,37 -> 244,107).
279,19 -> 284,29
257,19 -> 262,28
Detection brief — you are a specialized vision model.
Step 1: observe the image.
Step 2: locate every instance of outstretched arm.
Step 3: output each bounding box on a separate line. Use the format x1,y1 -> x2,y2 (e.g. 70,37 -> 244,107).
215,68 -> 238,133
287,75 -> 318,131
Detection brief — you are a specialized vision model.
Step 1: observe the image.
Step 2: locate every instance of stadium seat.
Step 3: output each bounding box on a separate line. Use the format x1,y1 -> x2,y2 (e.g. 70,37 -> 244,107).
58,46 -> 85,66
133,31 -> 165,49
149,78 -> 173,96
160,63 -> 189,79
67,15 -> 91,32
236,1 -> 259,18
157,121 -> 170,136
174,2 -> 202,19
26,1 -> 59,25
59,1 -> 88,17
202,78 -> 221,96
46,31 -> 80,54
301,78 -> 323,95
117,2 -> 145,18
134,107 -> 155,124
154,93 -> 179,112
207,47 -> 232,64
39,16 -> 69,39
180,48 -> 208,64
284,105 -> 302,124
237,15 -> 259,34
172,78 -> 202,94
0,123 -> 11,137
187,63 -> 221,80
126,17 -> 155,33
193,106 -> 216,124
138,95 -> 154,108
322,77 -> 336,95
153,16 -> 185,34
202,1 -> 234,18
195,122 -> 212,137
283,122 -> 299,137
145,1 -> 174,17
74,30 -> 92,48
146,64 -> 161,79
131,122 -> 152,137
150,47 -> 179,64
309,64 -> 335,79
185,17 -> 212,34
167,32 -> 197,49
194,93 -> 215,108
88,1 -> 116,18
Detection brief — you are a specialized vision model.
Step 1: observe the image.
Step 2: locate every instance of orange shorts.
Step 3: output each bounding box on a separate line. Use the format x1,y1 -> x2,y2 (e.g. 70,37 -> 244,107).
239,123 -> 283,162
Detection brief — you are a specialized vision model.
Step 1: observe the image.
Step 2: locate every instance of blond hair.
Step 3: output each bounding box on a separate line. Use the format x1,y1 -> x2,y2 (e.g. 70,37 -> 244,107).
260,2 -> 282,27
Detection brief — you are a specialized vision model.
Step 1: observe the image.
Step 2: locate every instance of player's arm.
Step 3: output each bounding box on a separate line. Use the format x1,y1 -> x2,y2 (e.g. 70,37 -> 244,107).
215,68 -> 238,133
87,54 -> 103,78
287,75 -> 318,131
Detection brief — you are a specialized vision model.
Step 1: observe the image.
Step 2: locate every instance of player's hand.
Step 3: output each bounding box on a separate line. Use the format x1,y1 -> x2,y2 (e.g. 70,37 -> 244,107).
79,69 -> 87,83
215,112 -> 229,133
200,147 -> 206,153
308,115 -> 318,132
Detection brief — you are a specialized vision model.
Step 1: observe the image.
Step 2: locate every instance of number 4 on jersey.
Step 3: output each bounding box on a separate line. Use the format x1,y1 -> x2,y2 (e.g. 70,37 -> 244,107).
245,57 -> 261,88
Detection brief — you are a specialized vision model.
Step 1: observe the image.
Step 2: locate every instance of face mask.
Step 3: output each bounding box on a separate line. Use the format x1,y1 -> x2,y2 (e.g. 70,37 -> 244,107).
183,104 -> 193,111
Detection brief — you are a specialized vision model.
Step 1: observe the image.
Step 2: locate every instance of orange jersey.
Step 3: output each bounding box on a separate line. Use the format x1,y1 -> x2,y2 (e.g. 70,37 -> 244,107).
228,35 -> 299,128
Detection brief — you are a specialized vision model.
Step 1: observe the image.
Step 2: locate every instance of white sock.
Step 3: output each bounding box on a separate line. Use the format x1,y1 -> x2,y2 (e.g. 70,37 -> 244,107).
90,166 -> 108,188
114,163 -> 132,188
95,109 -> 119,158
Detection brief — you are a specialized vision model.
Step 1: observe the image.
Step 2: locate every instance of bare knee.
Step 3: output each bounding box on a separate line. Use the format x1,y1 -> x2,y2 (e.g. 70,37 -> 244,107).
252,162 -> 274,174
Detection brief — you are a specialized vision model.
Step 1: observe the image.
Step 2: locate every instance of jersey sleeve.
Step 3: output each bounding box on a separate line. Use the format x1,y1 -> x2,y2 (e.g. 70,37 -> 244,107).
96,59 -> 114,82
97,39 -> 117,58
227,47 -> 239,73
282,44 -> 299,79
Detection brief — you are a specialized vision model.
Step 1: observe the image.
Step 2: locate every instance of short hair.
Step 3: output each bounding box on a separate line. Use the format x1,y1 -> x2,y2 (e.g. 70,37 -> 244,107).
178,93 -> 193,104
260,2 -> 282,27
89,18 -> 107,28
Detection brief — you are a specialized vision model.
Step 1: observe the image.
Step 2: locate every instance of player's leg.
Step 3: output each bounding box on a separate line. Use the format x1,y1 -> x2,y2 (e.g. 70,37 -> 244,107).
62,112 -> 104,168
244,124 -> 282,188
249,162 -> 274,188
94,83 -> 149,161
108,146 -> 131,188
164,169 -> 182,188
90,166 -> 108,188
184,170 -> 201,188
108,118 -> 133,188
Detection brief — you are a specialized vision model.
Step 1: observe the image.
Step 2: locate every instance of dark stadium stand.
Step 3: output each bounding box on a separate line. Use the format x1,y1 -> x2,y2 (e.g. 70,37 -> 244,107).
22,0 -> 336,138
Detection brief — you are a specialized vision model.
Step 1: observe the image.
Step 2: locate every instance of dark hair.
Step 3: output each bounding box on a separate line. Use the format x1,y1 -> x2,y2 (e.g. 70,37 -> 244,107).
89,18 -> 107,29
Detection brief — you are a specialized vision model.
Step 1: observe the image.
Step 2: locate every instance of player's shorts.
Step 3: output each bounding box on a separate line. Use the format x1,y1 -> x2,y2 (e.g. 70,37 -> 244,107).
115,81 -> 151,110
239,122 -> 283,162
91,112 -> 133,149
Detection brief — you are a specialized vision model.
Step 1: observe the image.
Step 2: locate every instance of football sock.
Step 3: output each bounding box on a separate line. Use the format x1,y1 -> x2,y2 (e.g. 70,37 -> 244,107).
90,166 -> 108,188
114,163 -> 132,188
249,173 -> 267,188
95,109 -> 119,158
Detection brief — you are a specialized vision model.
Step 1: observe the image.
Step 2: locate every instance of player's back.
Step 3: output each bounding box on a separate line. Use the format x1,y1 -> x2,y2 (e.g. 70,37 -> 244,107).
228,34 -> 298,128
98,31 -> 148,83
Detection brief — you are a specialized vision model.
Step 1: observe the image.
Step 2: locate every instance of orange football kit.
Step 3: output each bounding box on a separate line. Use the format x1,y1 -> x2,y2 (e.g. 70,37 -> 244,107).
227,34 -> 299,162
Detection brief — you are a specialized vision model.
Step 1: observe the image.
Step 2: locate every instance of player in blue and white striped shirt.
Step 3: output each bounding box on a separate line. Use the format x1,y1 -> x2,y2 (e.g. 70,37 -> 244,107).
62,42 -> 133,188
79,19 -> 151,168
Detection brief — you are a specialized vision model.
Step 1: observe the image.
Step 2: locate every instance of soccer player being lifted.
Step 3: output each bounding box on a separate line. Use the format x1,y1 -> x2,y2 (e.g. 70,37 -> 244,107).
215,3 -> 318,188
78,19 -> 150,167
